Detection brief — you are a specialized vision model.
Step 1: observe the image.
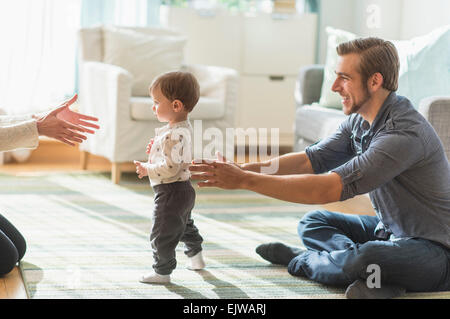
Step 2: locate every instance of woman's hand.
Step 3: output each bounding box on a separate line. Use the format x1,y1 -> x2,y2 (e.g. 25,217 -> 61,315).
55,94 -> 100,133
35,94 -> 100,146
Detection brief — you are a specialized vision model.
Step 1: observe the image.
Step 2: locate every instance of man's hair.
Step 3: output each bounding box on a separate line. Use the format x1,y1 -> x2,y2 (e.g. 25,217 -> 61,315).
150,71 -> 200,112
336,37 -> 400,91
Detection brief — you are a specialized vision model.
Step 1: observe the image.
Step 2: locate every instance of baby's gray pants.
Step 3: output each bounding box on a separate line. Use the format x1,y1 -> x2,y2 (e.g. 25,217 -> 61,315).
150,181 -> 203,275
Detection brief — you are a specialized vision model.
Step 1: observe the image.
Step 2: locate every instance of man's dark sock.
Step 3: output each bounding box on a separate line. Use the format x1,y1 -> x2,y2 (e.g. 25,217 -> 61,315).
345,279 -> 406,299
286,253 -> 307,277
255,242 -> 304,266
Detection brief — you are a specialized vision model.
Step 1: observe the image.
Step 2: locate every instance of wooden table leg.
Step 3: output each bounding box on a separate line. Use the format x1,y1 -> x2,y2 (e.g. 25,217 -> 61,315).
112,162 -> 121,184
80,151 -> 89,170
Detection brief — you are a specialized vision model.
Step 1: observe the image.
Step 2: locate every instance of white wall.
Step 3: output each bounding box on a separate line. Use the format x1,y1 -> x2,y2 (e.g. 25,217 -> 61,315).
317,0 -> 450,63
317,0 -> 356,63
400,0 -> 450,39
353,0 -> 403,39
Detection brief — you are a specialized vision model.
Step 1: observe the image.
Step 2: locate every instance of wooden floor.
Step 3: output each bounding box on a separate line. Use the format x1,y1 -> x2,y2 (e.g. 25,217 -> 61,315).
0,138 -> 135,174
0,267 -> 27,299
0,139 -> 374,299
0,139 -> 114,299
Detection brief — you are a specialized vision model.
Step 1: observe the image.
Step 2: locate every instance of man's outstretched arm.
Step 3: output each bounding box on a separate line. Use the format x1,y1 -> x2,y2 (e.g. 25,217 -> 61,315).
244,171 -> 343,205
190,159 -> 343,205
241,151 -> 315,175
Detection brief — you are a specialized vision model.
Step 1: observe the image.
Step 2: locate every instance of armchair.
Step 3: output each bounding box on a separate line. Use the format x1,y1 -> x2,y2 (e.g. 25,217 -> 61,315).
418,96 -> 450,160
77,26 -> 238,183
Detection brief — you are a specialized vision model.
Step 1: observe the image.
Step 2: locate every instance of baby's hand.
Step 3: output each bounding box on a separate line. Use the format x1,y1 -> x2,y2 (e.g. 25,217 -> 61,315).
146,138 -> 154,155
133,160 -> 148,179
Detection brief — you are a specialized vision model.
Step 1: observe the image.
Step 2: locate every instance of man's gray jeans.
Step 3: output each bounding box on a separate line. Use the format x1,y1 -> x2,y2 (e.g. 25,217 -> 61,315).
287,210 -> 450,292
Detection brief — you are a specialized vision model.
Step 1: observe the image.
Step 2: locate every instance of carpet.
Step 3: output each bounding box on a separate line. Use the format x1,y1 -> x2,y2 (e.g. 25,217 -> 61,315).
0,172 -> 448,299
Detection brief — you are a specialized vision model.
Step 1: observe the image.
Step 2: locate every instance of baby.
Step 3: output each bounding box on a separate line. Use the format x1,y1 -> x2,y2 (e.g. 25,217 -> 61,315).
134,71 -> 205,284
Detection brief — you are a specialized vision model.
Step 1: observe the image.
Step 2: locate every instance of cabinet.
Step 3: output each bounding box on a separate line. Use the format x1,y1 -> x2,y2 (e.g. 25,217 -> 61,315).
161,6 -> 317,146
240,76 -> 297,136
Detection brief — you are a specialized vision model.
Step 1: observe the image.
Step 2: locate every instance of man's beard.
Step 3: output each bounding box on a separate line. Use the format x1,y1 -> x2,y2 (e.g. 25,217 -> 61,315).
346,85 -> 372,115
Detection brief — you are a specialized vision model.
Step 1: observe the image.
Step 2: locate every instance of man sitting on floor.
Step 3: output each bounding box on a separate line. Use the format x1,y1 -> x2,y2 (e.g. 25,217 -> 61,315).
189,37 -> 450,299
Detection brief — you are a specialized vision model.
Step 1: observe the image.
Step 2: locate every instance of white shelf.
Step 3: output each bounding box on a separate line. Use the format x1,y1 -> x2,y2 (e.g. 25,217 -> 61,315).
242,13 -> 317,76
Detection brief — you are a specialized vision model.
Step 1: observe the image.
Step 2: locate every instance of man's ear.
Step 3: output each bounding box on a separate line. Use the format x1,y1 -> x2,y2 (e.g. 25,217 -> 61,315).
368,72 -> 384,92
172,100 -> 184,112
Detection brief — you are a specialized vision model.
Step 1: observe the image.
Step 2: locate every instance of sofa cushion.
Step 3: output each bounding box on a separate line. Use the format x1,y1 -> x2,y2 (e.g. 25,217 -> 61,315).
319,27 -> 356,109
295,103 -> 347,142
103,26 -> 186,97
130,96 -> 225,121
394,26 -> 450,110
319,25 -> 450,110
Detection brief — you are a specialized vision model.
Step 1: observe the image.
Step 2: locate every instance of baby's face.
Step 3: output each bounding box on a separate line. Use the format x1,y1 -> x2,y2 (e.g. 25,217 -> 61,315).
150,86 -> 176,123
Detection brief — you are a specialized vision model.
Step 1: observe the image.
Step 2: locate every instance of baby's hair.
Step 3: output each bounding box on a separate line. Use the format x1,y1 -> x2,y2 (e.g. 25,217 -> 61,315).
150,71 -> 200,112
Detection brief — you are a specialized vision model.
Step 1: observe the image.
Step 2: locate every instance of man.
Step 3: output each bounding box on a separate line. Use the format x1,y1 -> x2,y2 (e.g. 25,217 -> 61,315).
189,38 -> 450,298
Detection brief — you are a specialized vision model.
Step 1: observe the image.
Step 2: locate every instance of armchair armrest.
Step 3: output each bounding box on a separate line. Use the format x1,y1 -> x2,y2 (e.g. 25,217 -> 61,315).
295,64 -> 324,106
79,61 -> 133,114
78,61 -> 133,159
418,96 -> 450,159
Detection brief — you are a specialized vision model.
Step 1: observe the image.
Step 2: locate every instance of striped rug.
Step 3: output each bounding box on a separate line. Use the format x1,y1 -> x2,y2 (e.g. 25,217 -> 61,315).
0,172 -> 448,299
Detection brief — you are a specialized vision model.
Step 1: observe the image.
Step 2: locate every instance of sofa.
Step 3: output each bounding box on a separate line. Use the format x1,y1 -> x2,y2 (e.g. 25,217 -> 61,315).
294,64 -> 450,160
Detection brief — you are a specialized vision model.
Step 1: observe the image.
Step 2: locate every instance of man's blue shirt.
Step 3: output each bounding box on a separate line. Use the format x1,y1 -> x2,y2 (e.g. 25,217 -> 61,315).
306,92 -> 450,248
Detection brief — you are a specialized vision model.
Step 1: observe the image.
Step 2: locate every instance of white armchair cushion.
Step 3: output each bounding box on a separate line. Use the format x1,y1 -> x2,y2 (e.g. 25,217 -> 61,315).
78,26 -> 103,62
130,96 -> 225,121
103,26 -> 187,97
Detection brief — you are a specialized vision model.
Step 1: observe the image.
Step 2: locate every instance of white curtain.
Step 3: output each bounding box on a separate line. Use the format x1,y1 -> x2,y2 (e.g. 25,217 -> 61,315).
0,0 -> 82,115
0,0 -> 160,116
113,0 -> 151,26
81,0 -> 160,27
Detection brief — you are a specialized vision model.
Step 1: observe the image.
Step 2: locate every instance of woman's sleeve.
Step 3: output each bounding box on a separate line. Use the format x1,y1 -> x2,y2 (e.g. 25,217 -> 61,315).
0,120 -> 39,151
0,114 -> 34,126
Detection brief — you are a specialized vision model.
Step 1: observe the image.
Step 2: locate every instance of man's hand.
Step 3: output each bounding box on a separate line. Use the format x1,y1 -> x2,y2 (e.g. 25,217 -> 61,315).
134,160 -> 149,179
35,94 -> 100,146
189,152 -> 247,189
